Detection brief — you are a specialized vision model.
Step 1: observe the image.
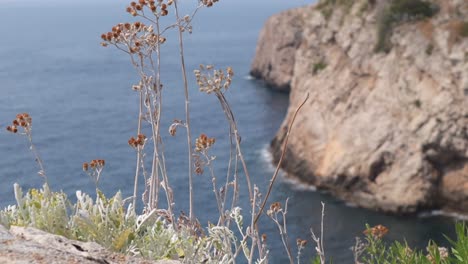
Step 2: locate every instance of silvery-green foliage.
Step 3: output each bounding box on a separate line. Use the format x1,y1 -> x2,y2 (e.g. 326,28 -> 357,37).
71,189 -> 137,252
7,183 -> 71,237
1,184 -> 269,263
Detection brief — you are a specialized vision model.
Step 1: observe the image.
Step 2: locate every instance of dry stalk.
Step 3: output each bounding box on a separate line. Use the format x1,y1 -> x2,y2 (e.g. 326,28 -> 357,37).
174,0 -> 195,222
310,202 -> 326,264
254,93 -> 310,225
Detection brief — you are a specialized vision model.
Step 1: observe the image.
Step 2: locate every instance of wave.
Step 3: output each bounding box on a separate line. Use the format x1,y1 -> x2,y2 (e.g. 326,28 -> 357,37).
418,210 -> 468,221
258,144 -> 317,192
244,75 -> 255,80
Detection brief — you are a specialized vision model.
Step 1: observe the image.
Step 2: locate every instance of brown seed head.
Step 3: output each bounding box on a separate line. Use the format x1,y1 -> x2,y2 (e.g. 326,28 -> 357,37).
296,239 -> 307,248
82,162 -> 89,171
363,224 -> 389,239
270,202 -> 282,213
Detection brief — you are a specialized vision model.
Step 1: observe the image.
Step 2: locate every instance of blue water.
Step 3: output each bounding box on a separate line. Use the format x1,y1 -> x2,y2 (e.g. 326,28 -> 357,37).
0,0 -> 458,263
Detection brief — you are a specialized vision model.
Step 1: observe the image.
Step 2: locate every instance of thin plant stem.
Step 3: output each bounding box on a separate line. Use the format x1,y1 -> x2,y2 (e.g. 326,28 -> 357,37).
311,202 -> 326,264
174,0 -> 195,221
215,92 -> 253,202
254,93 -> 310,225
26,132 -> 48,184
132,90 -> 144,211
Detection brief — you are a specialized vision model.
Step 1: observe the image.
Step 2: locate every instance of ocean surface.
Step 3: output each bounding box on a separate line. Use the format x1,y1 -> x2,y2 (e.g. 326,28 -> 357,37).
0,0 -> 458,263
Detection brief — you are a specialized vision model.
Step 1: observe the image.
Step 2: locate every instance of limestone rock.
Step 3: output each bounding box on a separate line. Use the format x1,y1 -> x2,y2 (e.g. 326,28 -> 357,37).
250,8 -> 305,92
253,0 -> 468,213
0,225 -> 180,264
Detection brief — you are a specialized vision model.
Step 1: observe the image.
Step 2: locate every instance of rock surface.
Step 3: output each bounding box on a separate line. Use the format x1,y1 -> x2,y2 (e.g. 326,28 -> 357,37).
250,8 -> 305,92
0,225 -> 180,264
252,0 -> 468,213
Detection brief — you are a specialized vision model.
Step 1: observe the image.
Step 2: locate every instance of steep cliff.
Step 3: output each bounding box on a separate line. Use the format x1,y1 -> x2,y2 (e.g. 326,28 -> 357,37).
251,0 -> 468,213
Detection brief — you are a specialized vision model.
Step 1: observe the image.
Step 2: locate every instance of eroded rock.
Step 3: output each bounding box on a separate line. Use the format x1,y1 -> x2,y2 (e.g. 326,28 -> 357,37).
253,0 -> 468,213
0,225 -> 180,264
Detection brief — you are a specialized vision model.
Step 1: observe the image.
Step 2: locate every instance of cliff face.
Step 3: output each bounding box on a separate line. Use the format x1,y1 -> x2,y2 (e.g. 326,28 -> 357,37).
251,0 -> 468,213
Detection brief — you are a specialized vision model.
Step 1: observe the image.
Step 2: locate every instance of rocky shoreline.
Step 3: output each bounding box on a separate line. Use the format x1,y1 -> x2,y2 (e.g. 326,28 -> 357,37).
251,0 -> 468,214
0,225 -> 179,264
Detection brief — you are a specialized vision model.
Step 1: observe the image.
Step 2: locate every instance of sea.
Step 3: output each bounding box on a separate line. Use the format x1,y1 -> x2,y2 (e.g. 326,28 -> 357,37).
0,0 -> 459,263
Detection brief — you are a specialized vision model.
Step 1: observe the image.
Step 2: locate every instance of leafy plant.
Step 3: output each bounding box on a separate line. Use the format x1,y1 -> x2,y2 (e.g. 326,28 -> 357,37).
1,0 -> 315,263
313,60 -> 327,75
375,0 -> 438,53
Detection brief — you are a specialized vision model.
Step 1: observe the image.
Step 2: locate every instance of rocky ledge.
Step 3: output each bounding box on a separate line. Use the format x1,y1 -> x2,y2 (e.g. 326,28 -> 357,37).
0,225 -> 179,264
251,0 -> 468,213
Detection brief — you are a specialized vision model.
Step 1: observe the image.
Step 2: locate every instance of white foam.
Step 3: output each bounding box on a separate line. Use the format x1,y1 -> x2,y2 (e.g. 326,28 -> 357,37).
418,210 -> 468,220
258,144 -> 317,192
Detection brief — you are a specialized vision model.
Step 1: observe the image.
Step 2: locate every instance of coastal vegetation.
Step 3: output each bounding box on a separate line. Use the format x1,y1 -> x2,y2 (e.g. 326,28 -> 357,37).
2,0 -> 468,264
375,0 -> 438,52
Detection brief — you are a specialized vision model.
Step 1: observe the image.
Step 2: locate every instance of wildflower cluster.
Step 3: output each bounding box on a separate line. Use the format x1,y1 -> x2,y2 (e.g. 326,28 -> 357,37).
128,134 -> 147,148
100,22 -> 166,53
194,133 -> 215,152
296,238 -> 307,248
83,159 -> 106,187
267,201 -> 282,216
126,0 -> 172,17
82,159 -> 105,171
363,224 -> 389,239
201,0 -> 219,7
194,64 -> 234,94
6,113 -> 32,134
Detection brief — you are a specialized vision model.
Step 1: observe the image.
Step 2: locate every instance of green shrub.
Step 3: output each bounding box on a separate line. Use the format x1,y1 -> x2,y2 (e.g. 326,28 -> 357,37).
313,60 -> 328,75
459,22 -> 468,38
375,0 -> 438,53
316,0 -> 355,20
352,223 -> 468,263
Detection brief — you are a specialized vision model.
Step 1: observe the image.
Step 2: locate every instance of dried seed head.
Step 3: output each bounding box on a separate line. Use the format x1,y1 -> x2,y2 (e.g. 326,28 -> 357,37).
363,225 -> 389,239
296,239 -> 307,248
270,202 -> 282,213
82,162 -> 89,171
195,133 -> 216,152
6,126 -> 17,133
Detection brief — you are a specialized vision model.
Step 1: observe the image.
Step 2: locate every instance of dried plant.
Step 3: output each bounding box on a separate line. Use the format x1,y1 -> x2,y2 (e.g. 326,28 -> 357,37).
2,1 -> 317,263
267,199 -> 294,264
310,202 -> 326,264
6,113 -> 47,183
